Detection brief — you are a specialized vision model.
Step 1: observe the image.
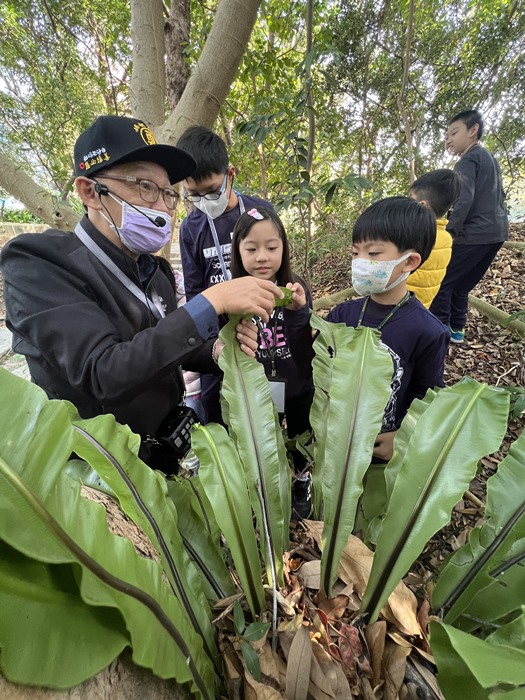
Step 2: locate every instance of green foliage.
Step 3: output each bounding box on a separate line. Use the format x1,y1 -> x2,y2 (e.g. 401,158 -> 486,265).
360,379 -> 510,624
0,207 -> 43,223
218,316 -> 291,588
0,302 -> 524,696
308,317 -> 393,595
192,422 -> 265,616
0,0 -> 132,190
432,427 -> 525,629
0,368 -> 215,697
232,602 -> 270,681
2,0 -> 523,244
430,617 -> 525,700
166,476 -> 237,603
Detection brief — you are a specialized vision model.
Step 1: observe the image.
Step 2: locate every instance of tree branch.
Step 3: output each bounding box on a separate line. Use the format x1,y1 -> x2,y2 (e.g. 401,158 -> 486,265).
0,152 -> 79,231
157,0 -> 262,143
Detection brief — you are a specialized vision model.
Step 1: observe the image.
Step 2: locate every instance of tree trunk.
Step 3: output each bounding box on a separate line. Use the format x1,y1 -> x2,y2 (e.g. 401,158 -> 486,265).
0,0 -> 262,226
130,0 -> 166,125
0,153 -> 79,232
397,0 -> 416,184
305,0 -> 315,247
165,0 -> 191,110
158,0 -> 262,143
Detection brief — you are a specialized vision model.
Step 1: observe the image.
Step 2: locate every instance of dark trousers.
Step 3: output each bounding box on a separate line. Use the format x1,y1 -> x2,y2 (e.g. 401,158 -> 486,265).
429,242 -> 503,329
201,373 -> 223,425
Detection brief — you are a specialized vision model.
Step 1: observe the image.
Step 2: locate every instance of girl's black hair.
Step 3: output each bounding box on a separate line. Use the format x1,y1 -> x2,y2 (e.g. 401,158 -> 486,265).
230,206 -> 295,285
353,196 -> 437,267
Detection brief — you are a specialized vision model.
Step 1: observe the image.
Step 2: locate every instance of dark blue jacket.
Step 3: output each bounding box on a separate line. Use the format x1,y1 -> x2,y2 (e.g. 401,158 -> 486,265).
447,144 -> 508,245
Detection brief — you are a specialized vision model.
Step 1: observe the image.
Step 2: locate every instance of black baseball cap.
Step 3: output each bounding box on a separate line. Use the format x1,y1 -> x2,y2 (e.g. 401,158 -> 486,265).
74,115 -> 196,184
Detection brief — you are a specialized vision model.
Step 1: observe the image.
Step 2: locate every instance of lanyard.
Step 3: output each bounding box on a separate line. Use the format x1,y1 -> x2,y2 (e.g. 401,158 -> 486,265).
357,291 -> 411,330
74,223 -> 166,320
206,194 -> 245,281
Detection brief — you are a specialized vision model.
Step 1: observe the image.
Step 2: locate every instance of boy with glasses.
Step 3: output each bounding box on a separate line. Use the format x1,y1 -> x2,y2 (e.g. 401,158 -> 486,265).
177,126 -> 274,422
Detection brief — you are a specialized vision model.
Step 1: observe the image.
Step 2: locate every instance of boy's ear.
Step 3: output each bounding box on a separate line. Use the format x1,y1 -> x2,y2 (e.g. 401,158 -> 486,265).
403,251 -> 422,272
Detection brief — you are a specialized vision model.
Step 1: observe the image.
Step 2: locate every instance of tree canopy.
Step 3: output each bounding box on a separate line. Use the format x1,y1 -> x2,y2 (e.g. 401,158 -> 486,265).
0,0 -> 523,235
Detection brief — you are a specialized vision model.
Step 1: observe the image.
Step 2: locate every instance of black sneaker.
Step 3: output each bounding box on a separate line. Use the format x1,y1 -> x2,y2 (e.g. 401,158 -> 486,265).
292,476 -> 313,519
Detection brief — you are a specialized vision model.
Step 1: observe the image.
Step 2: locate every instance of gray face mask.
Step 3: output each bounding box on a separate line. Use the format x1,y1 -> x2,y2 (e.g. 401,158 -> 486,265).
193,175 -> 230,219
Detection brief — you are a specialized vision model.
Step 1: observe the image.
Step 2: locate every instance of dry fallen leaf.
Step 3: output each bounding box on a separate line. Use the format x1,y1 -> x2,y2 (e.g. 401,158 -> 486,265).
364,620 -> 387,689
285,624 -> 312,700
298,559 -> 321,589
382,639 -> 411,700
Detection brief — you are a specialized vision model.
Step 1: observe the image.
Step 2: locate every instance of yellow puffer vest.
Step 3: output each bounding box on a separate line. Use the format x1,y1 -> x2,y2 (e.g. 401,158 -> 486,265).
407,219 -> 453,309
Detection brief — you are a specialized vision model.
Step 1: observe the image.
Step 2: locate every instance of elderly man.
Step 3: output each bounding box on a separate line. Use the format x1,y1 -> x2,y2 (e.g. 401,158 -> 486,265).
0,115 -> 280,469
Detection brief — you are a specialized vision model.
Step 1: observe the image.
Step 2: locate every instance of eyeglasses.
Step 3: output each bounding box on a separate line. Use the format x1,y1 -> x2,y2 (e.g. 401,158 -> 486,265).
183,173 -> 228,203
96,174 -> 179,210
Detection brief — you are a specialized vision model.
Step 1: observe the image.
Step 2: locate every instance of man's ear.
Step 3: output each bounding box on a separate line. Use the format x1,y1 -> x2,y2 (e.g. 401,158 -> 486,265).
75,177 -> 101,209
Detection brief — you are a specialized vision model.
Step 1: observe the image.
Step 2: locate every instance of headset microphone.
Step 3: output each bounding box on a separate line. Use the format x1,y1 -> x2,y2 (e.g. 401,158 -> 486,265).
94,181 -> 167,227
94,182 -> 109,196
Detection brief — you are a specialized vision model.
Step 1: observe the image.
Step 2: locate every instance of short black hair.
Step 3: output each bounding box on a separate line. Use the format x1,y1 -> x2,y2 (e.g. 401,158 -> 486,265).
448,109 -> 484,140
176,126 -> 228,181
353,196 -> 436,267
409,169 -> 460,217
231,206 -> 295,285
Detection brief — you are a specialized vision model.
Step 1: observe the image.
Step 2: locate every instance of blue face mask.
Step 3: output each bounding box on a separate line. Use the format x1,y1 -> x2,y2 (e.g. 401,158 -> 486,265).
102,195 -> 171,255
351,252 -> 412,296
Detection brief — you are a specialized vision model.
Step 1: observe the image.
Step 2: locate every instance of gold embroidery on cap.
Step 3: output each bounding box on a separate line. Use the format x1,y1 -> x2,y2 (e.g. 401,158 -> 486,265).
134,122 -> 157,145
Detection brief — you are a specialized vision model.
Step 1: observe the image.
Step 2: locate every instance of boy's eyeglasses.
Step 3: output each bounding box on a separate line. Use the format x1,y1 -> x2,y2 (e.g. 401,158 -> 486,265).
183,174 -> 228,203
96,174 -> 179,210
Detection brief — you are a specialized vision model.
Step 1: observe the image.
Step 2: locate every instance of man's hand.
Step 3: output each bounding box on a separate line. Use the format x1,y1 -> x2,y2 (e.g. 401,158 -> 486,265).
285,281 -> 307,310
373,431 -> 396,461
202,277 -> 283,323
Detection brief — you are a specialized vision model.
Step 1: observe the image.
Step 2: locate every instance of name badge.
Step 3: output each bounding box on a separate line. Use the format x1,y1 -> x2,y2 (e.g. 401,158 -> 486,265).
269,377 -> 287,413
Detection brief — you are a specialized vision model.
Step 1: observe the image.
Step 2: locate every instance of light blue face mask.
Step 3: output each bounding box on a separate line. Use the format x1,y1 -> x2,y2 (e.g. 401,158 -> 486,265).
351,252 -> 412,296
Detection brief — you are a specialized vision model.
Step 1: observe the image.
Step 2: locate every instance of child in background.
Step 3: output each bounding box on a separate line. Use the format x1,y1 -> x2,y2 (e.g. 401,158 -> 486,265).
300,197 -> 450,462
173,268 -> 204,423
231,206 -> 314,518
177,126 -> 274,422
407,169 -> 460,308
429,109 -> 509,343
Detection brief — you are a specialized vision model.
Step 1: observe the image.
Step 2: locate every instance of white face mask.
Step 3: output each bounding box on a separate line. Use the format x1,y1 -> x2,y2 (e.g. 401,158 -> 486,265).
351,252 -> 412,296
193,175 -> 230,219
